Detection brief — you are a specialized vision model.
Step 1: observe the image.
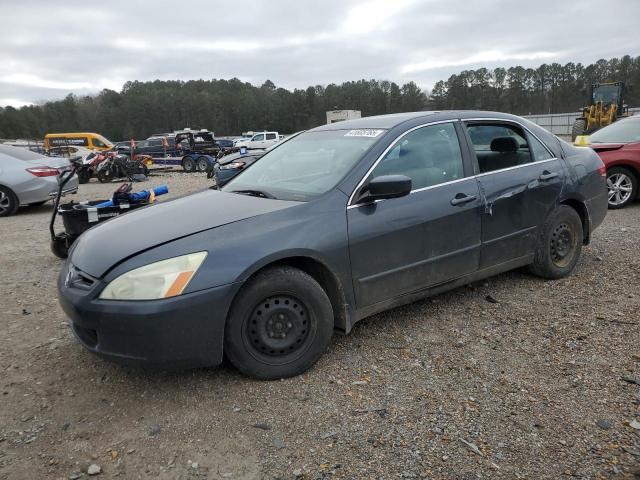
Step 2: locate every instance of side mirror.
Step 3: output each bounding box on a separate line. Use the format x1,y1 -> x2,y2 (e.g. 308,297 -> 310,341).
357,175 -> 412,204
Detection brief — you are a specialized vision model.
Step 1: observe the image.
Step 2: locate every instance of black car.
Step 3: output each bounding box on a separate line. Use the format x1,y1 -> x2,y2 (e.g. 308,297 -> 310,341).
58,111 -> 608,379
212,132 -> 304,187
114,137 -> 177,158
211,149 -> 266,187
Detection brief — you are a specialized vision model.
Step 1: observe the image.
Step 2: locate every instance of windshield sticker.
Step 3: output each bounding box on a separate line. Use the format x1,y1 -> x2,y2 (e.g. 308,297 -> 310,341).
344,129 -> 384,138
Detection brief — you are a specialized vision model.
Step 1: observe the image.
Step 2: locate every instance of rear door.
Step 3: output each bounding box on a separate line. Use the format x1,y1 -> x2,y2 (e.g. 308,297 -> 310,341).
347,121 -> 482,308
462,121 -> 565,268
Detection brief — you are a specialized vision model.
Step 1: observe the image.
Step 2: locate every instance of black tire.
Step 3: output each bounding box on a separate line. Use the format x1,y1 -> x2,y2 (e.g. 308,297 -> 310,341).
572,118 -> 587,141
0,185 -> 19,217
224,266 -> 334,380
197,156 -> 210,172
182,156 -> 196,172
77,169 -> 91,184
529,205 -> 583,279
97,168 -> 114,183
606,166 -> 637,209
50,235 -> 70,259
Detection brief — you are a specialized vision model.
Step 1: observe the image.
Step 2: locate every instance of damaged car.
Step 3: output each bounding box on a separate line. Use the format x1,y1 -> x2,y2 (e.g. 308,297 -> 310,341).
58,111 -> 607,379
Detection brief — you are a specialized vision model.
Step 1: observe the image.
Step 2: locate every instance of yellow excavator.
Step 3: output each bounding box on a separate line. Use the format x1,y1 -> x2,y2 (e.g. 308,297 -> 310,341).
572,81 -> 631,140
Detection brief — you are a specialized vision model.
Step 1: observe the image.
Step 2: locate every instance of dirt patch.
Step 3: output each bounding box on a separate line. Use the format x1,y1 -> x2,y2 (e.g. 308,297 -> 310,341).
1,172 -> 638,479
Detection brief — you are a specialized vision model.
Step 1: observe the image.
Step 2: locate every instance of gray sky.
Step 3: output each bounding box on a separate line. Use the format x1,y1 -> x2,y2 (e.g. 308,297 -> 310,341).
1,0 -> 639,107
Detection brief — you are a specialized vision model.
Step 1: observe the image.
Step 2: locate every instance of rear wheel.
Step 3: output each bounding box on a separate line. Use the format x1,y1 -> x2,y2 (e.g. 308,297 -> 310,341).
529,205 -> 583,279
572,118 -> 587,141
97,168 -> 114,183
0,186 -> 19,217
77,169 -> 91,184
606,166 -> 637,209
182,156 -> 196,172
224,266 -> 334,380
197,156 -> 210,172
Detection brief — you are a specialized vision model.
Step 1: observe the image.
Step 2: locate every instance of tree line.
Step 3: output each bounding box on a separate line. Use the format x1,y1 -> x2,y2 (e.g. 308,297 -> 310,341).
1,55 -> 638,141
431,55 -> 640,115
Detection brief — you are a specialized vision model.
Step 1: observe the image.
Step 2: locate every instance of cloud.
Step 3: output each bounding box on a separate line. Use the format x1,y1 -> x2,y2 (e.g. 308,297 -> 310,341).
401,50 -> 562,74
0,0 -> 639,107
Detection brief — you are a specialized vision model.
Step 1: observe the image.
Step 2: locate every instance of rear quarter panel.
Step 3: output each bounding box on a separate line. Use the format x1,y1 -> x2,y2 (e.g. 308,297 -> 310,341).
559,141 -> 608,233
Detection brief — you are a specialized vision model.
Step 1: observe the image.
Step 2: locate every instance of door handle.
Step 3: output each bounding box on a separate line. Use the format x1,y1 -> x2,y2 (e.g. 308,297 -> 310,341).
538,171 -> 559,181
450,193 -> 477,206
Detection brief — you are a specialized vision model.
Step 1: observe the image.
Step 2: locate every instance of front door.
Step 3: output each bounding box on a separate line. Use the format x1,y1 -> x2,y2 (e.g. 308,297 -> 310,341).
347,122 -> 482,308
463,121 -> 566,267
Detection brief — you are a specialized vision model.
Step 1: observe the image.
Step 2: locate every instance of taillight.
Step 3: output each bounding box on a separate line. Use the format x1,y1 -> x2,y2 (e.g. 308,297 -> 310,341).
598,164 -> 607,177
26,167 -> 59,177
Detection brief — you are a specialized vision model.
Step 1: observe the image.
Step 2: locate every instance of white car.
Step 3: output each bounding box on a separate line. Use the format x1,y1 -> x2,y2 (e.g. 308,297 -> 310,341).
234,132 -> 281,149
47,145 -> 95,161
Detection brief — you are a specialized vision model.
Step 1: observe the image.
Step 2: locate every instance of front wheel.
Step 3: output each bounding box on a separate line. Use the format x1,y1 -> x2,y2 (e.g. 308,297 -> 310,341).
529,205 -> 583,279
606,166 -> 637,209
182,156 -> 196,172
572,118 -> 587,141
224,266 -> 334,380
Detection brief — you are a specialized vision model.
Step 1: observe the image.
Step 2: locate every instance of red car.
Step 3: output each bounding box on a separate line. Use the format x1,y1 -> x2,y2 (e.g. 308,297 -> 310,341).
588,116 -> 640,209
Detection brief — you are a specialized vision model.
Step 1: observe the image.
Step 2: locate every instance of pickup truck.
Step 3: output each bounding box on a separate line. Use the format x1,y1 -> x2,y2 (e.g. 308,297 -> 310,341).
234,131 -> 281,149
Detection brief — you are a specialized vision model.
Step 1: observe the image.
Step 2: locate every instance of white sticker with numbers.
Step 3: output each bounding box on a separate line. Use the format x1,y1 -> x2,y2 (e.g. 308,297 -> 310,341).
344,129 -> 384,138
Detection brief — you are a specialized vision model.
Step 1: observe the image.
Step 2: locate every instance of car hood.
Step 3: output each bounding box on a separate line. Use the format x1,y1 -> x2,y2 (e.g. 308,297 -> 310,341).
590,143 -> 626,153
70,189 -> 301,277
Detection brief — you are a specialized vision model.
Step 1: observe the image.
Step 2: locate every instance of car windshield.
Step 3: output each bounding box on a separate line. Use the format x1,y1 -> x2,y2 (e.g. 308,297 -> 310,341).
222,129 -> 383,201
96,134 -> 113,147
592,85 -> 621,104
590,119 -> 640,144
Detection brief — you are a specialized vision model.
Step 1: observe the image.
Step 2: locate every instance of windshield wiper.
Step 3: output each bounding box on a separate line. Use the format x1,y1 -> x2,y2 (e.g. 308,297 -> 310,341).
232,189 -> 276,199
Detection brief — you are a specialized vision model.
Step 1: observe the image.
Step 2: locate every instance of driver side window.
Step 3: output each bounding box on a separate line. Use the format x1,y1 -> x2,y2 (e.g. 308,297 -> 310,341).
252,134 -> 265,142
370,122 -> 464,190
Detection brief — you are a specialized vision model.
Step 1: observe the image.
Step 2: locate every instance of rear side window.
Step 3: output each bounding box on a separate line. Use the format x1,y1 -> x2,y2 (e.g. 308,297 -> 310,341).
527,134 -> 554,161
466,123 -> 536,173
266,133 -> 277,140
370,122 -> 464,190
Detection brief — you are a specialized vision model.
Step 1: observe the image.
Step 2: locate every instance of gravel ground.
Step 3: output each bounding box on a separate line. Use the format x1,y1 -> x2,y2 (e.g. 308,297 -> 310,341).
0,171 -> 639,480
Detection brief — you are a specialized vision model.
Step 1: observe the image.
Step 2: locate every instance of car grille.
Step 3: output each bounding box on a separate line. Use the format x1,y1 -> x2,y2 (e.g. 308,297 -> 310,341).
65,265 -> 96,290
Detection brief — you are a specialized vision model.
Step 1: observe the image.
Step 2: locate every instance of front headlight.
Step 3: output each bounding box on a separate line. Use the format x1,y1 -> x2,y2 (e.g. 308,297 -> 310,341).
219,161 -> 245,170
99,252 -> 207,300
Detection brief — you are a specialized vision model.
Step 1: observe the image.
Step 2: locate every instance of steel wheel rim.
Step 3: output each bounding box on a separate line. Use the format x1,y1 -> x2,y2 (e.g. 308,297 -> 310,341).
245,295 -> 311,358
184,159 -> 194,170
550,222 -> 576,268
197,158 -> 208,171
607,173 -> 633,206
0,191 -> 10,213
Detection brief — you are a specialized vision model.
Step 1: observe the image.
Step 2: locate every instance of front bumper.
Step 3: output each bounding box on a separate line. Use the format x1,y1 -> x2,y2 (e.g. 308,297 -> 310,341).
58,264 -> 236,368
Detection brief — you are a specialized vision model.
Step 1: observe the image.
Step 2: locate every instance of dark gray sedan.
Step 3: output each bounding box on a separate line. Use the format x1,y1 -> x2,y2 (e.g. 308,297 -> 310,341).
58,111 -> 607,379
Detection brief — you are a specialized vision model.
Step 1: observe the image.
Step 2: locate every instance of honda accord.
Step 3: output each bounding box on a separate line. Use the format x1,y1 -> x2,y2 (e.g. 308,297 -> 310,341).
58,111 -> 608,379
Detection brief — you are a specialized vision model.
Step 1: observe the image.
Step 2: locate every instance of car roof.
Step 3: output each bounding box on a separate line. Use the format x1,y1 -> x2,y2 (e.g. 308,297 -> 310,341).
311,110 -> 532,131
